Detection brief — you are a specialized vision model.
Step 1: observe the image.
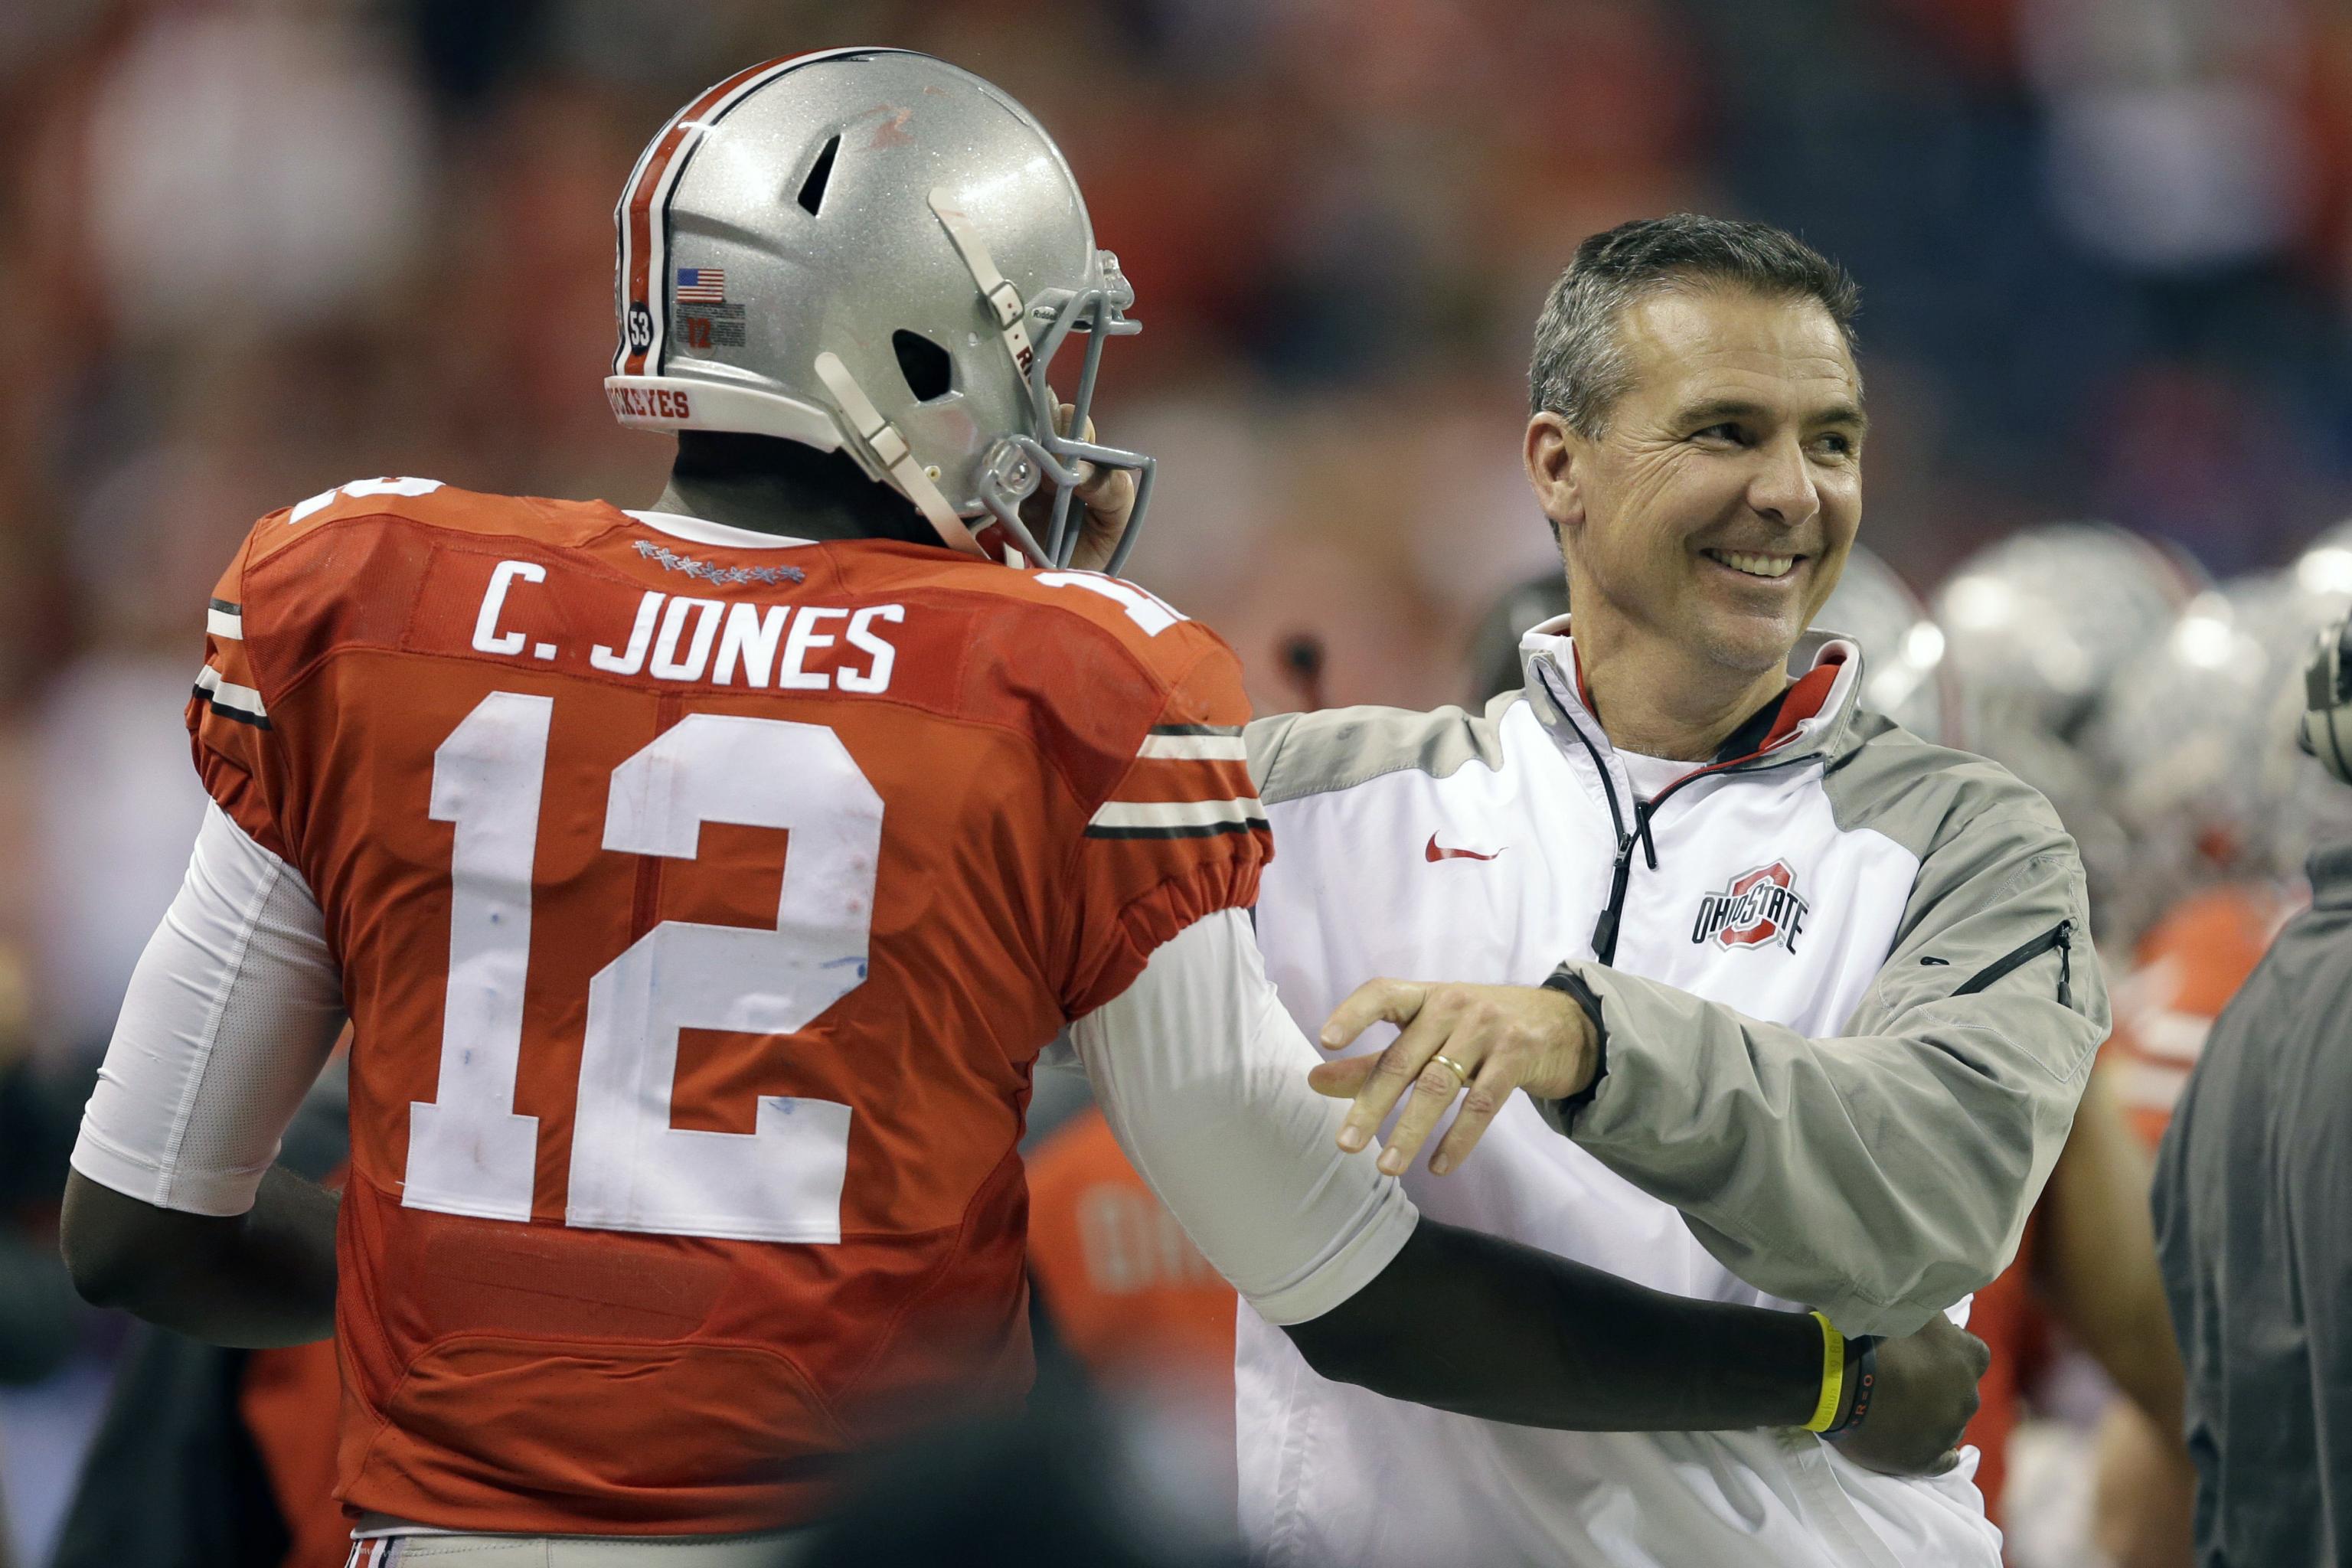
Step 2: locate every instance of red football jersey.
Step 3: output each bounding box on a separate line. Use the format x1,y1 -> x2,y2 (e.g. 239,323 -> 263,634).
189,479 -> 1269,1534
2106,880 -> 2295,1151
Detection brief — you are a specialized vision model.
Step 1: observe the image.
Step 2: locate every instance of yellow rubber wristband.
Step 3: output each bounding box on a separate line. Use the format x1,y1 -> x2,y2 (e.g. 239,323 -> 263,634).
1804,1311 -> 1846,1433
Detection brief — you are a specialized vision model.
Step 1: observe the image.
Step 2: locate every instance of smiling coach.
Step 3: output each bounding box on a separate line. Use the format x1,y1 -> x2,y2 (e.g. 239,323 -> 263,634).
1237,216 -> 2107,1566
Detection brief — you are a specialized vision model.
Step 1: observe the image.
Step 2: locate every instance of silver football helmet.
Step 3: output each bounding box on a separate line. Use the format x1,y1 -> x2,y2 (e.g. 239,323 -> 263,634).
1932,523 -> 2204,944
606,49 -> 1153,570
2086,580 -> 2288,932
1811,546 -> 1952,742
1932,522 -> 2204,752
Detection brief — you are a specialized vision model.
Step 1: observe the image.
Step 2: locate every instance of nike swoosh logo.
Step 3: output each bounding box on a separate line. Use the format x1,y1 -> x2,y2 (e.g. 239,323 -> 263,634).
1426,833 -> 1502,862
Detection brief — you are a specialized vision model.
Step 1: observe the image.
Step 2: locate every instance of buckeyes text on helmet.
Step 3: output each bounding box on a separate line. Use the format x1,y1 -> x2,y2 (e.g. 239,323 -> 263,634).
606,49 -> 1155,570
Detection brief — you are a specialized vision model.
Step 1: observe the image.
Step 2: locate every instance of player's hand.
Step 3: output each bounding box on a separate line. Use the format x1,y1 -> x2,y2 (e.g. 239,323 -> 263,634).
1832,1315 -> 1990,1477
1309,981 -> 1598,1177
1027,401 -> 1136,573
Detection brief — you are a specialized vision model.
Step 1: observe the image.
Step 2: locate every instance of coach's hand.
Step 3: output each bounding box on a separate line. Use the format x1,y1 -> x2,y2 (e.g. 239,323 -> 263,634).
1310,981 -> 1598,1177
1834,1315 -> 1991,1477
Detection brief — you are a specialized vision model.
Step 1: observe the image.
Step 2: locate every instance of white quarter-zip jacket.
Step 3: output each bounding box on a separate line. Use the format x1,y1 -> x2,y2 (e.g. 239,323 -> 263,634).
1236,617 -> 2109,1568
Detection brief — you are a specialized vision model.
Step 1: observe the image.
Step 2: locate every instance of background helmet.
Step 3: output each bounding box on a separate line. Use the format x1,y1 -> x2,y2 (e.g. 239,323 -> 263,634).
2086,579 -> 2294,936
1932,523 -> 2204,943
1932,522 -> 2205,755
1811,546 -> 1952,743
606,49 -> 1152,569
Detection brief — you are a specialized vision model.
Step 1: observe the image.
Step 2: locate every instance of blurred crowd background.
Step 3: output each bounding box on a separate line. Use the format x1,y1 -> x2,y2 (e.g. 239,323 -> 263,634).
6,0 -> 2352,1564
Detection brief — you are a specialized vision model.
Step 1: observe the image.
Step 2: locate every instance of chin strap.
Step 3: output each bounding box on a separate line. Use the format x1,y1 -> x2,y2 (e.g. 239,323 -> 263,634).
812,351 -> 985,559
929,186 -> 1037,377
807,190 -> 1055,564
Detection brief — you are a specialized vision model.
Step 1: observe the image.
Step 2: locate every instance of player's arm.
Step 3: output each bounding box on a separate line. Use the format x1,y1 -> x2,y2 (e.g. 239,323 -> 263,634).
64,1168 -> 339,1348
60,804 -> 346,1348
1070,910 -> 1984,1473
2034,1066 -> 2183,1436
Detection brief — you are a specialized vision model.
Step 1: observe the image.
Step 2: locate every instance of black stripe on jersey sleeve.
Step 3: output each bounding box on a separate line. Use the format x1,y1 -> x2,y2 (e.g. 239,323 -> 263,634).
1148,724 -> 1243,737
192,683 -> 273,730
208,597 -> 242,615
1083,816 -> 1269,841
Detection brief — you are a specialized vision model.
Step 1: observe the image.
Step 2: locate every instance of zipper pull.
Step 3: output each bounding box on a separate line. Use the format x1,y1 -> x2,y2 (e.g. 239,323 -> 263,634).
2055,919 -> 2073,1010
1590,832 -> 1636,965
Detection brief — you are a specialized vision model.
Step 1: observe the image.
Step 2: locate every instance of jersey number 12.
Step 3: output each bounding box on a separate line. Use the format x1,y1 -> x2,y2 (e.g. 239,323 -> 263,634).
403,691 -> 882,1243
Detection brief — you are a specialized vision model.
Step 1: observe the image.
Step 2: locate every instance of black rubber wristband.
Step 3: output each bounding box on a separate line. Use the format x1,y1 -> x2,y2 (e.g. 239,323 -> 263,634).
1539,965 -> 1609,1118
1823,1334 -> 1879,1438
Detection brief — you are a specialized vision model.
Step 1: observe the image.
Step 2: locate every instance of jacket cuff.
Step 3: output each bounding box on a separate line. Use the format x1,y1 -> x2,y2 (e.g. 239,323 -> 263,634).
1536,964 -> 1609,1135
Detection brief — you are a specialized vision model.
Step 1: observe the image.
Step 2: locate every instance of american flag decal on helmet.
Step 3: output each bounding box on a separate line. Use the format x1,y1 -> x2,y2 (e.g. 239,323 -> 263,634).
612,51 -> 863,379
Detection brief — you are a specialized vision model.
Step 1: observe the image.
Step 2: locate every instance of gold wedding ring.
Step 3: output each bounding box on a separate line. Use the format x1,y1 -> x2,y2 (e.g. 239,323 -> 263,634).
1430,1052 -> 1475,1086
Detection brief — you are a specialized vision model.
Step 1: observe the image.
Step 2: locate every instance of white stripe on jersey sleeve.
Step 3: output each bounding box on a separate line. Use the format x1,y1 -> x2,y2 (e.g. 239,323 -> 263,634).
206,606 -> 243,641
1088,797 -> 1267,831
194,663 -> 269,719
1137,732 -> 1250,761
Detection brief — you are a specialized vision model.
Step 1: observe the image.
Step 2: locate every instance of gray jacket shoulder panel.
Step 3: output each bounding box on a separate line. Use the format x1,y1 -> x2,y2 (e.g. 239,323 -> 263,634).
1246,698 -> 1515,805
1819,711 -> 2073,863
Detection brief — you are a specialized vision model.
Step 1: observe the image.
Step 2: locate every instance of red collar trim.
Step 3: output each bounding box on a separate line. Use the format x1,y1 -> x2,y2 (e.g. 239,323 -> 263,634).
1563,641 -> 1844,761
1760,657 -> 1842,753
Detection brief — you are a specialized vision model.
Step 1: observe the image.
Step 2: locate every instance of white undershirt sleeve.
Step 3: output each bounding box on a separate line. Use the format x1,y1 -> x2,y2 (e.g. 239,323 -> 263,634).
1070,907 -> 1419,1325
70,802 -> 347,1217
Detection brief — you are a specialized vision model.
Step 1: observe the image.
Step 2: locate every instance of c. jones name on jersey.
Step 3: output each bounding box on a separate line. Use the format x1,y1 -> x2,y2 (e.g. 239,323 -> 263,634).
471,558 -> 902,694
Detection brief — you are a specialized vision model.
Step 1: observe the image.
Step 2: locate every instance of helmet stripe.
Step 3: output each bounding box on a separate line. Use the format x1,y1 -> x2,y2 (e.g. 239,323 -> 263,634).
616,50 -> 874,378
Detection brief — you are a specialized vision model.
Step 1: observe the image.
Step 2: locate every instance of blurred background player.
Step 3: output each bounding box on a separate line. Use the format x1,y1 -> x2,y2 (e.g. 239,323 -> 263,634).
1922,523 -> 2352,1566
2149,604 -> 2352,1566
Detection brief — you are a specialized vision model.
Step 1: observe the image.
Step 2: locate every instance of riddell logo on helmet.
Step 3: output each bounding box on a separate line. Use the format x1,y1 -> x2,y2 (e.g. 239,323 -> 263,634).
1692,861 -> 1809,953
608,386 -> 694,421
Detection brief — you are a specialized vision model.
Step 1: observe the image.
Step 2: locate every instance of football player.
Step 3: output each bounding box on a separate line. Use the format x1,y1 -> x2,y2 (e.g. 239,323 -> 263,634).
60,51 -> 1981,1560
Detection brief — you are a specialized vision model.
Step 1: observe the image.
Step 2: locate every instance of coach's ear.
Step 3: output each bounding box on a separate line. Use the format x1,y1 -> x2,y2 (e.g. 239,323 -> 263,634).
1524,412 -> 1582,544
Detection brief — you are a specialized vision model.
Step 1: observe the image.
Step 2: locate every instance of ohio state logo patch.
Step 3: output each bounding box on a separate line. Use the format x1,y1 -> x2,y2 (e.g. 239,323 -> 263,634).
1692,861 -> 1809,953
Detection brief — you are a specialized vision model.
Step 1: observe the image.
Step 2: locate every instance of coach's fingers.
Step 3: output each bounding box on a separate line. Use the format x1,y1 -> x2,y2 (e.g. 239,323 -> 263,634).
1426,1058 -> 1513,1176
1333,993 -> 1453,1155
1320,978 -> 1427,1053
1377,1044 -> 1478,1176
1306,1054 -> 1380,1099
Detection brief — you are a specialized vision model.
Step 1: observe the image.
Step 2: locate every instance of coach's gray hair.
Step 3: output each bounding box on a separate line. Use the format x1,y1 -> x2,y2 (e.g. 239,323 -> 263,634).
1529,214 -> 1860,433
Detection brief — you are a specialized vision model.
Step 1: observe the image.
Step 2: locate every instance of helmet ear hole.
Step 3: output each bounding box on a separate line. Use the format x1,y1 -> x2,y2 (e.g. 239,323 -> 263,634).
893,330 -> 954,402
795,135 -> 841,216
